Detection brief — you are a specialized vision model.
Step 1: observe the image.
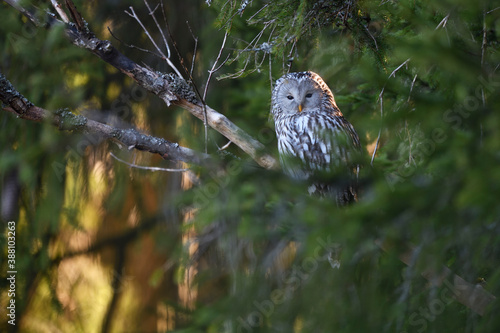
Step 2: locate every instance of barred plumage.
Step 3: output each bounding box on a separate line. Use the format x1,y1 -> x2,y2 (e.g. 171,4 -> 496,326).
271,71 -> 361,205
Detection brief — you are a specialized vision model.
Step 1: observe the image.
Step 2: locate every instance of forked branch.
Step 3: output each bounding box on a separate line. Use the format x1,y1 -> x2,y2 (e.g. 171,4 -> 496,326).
47,0 -> 277,169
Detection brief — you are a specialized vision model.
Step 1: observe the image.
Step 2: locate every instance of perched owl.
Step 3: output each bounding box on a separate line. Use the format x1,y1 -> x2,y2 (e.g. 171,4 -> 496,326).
271,71 -> 361,205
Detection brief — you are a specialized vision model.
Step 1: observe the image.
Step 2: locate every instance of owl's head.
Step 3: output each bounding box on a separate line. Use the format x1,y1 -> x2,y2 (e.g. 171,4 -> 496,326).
271,71 -> 337,117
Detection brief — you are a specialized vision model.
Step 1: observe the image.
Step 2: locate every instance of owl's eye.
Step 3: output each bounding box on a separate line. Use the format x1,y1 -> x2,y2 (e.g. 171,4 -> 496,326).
287,95 -> 294,100
305,93 -> 313,98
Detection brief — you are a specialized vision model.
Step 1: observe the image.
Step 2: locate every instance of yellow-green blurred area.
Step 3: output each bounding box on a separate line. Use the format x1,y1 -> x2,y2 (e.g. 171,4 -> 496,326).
1,0 -> 500,332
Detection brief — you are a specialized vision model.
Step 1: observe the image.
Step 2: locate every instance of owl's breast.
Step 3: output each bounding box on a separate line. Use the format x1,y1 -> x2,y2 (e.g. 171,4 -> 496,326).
274,113 -> 336,179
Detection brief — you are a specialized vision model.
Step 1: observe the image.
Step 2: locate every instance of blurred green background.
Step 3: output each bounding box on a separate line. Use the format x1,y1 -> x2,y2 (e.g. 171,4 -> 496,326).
1,0 -> 500,332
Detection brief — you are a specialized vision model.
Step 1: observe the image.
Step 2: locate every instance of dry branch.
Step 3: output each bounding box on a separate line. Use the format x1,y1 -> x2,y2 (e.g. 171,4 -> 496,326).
6,0 -> 278,170
64,26 -> 277,168
0,72 -> 210,166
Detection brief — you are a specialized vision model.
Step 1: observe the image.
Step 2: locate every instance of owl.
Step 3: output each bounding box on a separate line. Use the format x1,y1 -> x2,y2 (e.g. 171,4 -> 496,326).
271,71 -> 361,205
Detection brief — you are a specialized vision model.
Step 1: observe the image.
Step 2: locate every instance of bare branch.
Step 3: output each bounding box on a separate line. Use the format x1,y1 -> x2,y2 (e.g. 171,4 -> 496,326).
186,21 -> 198,78
221,21 -> 273,79
389,58 -> 411,78
143,0 -> 171,59
125,6 -> 183,78
435,13 -> 450,30
371,87 -> 384,166
407,74 -> 417,102
486,6 -> 500,14
481,10 -> 487,66
160,1 -> 172,59
51,0 -> 69,23
372,59 -> 412,165
4,1 -> 279,170
109,152 -> 190,172
124,7 -> 162,56
247,3 -> 268,22
219,140 -> 232,151
202,32 -> 229,153
0,72 -> 210,166
71,8 -> 278,168
164,18 -> 201,94
364,24 -> 379,51
107,26 -> 163,59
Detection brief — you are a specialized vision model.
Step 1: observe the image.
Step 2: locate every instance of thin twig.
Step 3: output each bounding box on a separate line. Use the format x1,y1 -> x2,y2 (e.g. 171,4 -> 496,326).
372,59 -> 411,165
107,27 -> 163,58
364,24 -> 379,51
163,16 -> 203,96
389,58 -> 411,78
267,23 -> 276,69
186,21 -> 198,78
371,87 -> 384,166
268,52 -> 273,95
479,9 -> 487,146
405,120 -> 415,165
163,15 -> 207,119
486,6 -> 500,14
110,152 -> 190,172
143,0 -> 171,59
435,13 -> 450,30
160,0 -> 170,39
247,3 -> 268,22
124,7 -> 163,55
481,10 -> 487,66
202,32 -> 229,153
219,140 -> 232,151
124,6 -> 182,78
213,54 -> 231,73
222,21 -> 272,79
407,74 -> 417,102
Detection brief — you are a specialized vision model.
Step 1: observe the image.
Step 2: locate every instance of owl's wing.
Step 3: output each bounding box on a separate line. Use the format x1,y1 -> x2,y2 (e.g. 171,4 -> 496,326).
321,116 -> 360,204
285,112 -> 360,203
301,114 -> 359,170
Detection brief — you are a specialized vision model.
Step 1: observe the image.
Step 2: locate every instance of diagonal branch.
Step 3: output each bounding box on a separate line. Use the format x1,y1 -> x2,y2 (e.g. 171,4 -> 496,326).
0,72 -> 210,166
27,1 -> 277,169
3,0 -> 40,25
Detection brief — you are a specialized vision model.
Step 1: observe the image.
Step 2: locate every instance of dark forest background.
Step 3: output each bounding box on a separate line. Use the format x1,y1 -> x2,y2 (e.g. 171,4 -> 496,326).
1,0 -> 500,332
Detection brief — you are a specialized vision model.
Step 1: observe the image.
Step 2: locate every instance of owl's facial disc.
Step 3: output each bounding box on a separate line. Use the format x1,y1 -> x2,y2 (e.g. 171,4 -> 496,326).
278,80 -> 321,114
280,82 -> 321,114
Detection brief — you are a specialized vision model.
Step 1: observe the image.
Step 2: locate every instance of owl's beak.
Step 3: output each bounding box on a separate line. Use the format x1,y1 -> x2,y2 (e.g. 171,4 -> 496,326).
298,104 -> 303,112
